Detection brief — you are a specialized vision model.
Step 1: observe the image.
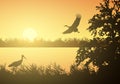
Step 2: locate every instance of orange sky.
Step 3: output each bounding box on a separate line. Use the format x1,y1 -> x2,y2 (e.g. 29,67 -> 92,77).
0,0 -> 102,40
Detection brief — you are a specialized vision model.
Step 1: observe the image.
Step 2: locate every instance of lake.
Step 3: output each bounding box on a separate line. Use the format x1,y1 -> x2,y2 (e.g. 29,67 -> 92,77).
0,47 -> 78,71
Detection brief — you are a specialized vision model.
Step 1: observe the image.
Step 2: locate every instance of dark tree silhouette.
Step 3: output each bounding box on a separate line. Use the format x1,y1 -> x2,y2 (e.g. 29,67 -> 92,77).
88,0 -> 120,39
76,0 -> 120,83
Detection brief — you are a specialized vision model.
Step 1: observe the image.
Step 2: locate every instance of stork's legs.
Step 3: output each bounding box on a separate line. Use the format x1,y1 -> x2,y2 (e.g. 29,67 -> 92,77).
11,67 -> 17,74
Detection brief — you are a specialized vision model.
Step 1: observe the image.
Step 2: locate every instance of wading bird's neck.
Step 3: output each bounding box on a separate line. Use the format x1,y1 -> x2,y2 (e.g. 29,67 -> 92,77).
21,56 -> 24,61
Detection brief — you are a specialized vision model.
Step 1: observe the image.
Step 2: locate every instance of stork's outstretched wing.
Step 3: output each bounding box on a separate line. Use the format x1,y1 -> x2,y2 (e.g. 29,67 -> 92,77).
71,15 -> 81,28
63,28 -> 73,34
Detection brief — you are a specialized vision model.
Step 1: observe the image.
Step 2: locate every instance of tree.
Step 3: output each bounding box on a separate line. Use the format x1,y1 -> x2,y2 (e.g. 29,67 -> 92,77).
88,0 -> 120,55
76,0 -> 120,83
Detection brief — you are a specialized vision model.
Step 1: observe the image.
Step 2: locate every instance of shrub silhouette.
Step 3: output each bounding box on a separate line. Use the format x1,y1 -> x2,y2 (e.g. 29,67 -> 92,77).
0,64 -> 69,84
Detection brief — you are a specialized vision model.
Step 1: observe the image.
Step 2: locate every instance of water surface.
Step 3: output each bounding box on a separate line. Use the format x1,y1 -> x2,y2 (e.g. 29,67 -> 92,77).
0,47 -> 78,71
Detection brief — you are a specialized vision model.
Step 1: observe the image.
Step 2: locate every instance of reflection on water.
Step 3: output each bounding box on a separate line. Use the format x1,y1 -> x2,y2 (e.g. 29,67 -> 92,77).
0,47 -> 78,71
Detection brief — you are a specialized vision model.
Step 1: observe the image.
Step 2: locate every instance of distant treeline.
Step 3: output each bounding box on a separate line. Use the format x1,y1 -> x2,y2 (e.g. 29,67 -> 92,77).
0,38 -> 89,47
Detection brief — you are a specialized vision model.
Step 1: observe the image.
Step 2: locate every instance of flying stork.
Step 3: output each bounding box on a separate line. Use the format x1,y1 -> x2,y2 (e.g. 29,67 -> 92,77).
63,14 -> 81,34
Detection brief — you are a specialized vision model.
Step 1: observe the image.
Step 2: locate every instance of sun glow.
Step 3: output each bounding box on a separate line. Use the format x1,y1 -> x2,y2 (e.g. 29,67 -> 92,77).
23,28 -> 37,42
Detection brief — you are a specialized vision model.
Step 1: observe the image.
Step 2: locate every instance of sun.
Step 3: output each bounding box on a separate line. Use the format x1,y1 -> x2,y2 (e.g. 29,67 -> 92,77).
23,28 -> 37,42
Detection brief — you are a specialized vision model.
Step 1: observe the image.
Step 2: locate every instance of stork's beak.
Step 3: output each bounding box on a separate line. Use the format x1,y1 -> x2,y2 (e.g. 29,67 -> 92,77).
24,56 -> 27,59
21,54 -> 27,59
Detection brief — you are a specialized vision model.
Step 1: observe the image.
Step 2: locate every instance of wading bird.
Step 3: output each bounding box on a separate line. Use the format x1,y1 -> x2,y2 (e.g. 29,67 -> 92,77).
63,14 -> 81,34
8,54 -> 26,67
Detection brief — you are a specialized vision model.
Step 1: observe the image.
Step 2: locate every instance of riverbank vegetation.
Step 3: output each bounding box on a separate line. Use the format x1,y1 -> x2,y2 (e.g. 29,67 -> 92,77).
0,63 -> 108,84
0,38 -> 88,47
